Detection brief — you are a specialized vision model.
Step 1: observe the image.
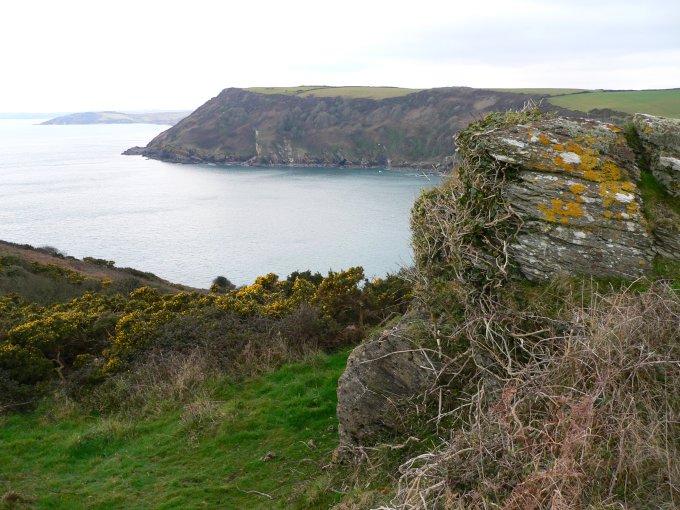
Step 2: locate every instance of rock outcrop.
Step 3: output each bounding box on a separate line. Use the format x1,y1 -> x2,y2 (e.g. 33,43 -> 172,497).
633,113 -> 680,197
337,112 -> 680,447
337,321 -> 436,445
477,117 -> 655,280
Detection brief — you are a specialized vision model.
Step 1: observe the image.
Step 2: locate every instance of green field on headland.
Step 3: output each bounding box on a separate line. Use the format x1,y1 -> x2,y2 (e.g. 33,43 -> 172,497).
548,89 -> 680,117
246,86 -> 423,99
488,87 -> 589,96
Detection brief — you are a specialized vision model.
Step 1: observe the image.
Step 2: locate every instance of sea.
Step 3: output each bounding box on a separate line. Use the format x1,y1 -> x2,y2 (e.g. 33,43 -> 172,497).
0,119 -> 441,288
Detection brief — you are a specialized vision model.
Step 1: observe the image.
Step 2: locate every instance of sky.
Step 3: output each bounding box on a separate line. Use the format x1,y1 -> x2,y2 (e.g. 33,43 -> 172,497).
1,0 -> 679,112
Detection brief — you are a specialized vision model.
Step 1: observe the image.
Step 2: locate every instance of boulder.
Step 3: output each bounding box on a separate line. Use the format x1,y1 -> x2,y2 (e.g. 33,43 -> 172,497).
633,113 -> 680,197
475,117 -> 655,280
336,321 -> 436,445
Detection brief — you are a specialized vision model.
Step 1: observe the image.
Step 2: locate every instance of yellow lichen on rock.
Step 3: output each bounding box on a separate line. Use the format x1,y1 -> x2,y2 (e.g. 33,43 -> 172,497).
566,142 -> 583,155
538,198 -> 584,223
627,200 -> 640,217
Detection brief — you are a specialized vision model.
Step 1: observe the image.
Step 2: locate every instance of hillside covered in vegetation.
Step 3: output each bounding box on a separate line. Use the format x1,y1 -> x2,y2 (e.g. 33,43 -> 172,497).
2,111 -> 679,510
124,87 -> 549,169
125,86 -> 679,171
0,242 -> 413,508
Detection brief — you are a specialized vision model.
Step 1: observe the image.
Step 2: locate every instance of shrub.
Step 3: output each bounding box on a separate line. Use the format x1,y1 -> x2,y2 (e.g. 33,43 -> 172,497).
83,256 -> 115,268
210,275 -> 235,293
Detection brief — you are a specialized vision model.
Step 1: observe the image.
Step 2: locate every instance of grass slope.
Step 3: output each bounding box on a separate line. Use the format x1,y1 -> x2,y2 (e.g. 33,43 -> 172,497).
246,86 -> 423,99
548,89 -> 680,117
0,350 -> 350,510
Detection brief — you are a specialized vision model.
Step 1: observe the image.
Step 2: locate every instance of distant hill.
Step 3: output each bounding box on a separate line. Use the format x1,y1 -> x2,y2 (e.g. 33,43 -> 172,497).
125,87 -> 551,169
41,110 -> 190,125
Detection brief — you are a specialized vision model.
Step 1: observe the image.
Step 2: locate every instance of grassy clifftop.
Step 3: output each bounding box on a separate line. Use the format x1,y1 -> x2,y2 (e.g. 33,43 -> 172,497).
245,85 -> 424,100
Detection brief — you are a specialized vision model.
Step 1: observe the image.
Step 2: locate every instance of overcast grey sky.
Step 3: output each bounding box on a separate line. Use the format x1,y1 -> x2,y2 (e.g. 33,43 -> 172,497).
2,0 -> 678,112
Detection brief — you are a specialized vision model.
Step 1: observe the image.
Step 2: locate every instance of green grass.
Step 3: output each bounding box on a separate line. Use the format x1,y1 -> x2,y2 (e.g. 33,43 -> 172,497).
0,349 -> 351,510
548,89 -> 680,118
246,86 -> 325,95
487,88 -> 589,96
246,86 -> 423,100
639,169 -> 680,217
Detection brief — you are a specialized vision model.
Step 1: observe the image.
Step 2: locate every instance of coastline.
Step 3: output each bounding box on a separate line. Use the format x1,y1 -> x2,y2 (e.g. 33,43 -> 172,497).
123,146 -> 452,174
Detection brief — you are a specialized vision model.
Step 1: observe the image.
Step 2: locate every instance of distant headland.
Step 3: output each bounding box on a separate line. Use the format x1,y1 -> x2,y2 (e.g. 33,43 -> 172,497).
41,110 -> 190,126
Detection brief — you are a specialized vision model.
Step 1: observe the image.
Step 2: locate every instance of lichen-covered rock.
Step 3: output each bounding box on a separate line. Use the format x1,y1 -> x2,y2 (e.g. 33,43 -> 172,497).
471,117 -> 655,280
338,113 -> 678,448
651,207 -> 680,260
336,322 -> 436,445
633,113 -> 680,197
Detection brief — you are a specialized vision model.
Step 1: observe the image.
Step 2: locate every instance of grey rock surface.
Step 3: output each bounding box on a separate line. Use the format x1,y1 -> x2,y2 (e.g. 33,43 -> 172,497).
651,208 -> 680,260
336,322 -> 436,445
476,117 -> 655,280
633,113 -> 680,197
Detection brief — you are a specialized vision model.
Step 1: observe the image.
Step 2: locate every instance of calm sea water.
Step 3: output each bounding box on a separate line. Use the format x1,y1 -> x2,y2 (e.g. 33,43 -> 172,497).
0,119 -> 440,288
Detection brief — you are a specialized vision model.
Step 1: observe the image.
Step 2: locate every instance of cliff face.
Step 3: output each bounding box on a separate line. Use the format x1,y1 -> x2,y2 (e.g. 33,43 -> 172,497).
126,87 -> 549,169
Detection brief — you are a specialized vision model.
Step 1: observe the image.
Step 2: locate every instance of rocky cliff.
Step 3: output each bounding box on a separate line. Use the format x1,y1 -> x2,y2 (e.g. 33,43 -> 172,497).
337,111 -> 680,446
125,87 -> 572,169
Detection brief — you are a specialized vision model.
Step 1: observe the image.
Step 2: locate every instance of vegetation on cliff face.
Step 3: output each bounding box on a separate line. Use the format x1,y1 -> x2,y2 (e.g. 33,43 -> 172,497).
129,87 -> 546,169
126,86 -> 679,170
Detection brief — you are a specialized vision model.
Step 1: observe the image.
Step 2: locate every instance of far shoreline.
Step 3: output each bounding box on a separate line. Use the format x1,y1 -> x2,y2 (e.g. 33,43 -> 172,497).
123,147 -> 452,175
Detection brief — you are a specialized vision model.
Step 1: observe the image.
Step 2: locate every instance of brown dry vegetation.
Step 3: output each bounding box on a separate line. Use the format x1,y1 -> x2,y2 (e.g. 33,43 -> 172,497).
382,281 -> 680,509
354,109 -> 680,509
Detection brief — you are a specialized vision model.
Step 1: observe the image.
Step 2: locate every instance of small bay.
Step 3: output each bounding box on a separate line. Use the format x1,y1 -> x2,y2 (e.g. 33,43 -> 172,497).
0,120 -> 440,287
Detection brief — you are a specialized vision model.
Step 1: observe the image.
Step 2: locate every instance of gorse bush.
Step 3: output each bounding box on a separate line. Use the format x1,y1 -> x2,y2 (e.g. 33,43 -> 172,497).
0,266 -> 411,411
